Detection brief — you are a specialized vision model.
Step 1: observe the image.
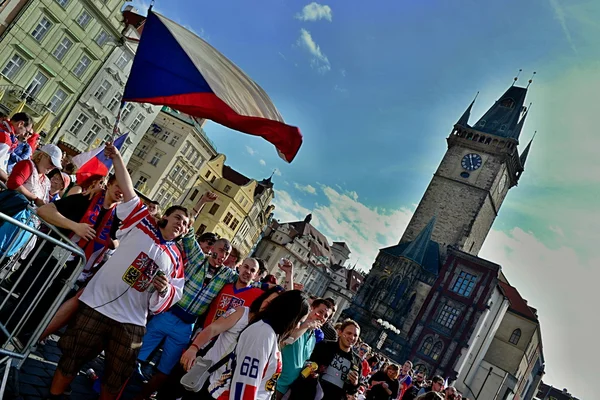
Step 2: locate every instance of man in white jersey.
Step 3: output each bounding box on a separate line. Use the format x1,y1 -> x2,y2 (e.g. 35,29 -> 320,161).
47,143 -> 189,400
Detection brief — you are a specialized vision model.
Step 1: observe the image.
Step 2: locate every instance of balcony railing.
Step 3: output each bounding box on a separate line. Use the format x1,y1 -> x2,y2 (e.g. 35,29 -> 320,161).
0,84 -> 50,116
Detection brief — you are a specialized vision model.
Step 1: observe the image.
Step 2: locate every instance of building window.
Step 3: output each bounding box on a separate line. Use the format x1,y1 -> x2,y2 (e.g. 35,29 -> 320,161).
509,329 -> 521,345
210,176 -> 216,184
452,271 -> 477,297
197,224 -> 207,235
190,189 -> 199,202
169,165 -> 180,180
121,103 -> 134,121
52,37 -> 73,61
73,54 -> 91,78
149,152 -> 161,166
55,0 -> 69,7
223,212 -> 233,225
156,188 -> 166,205
224,185 -> 231,193
107,93 -> 121,113
48,88 -> 67,112
115,52 -> 130,69
130,113 -> 145,131
420,337 -> 433,356
431,341 -> 443,361
1,54 -> 25,80
83,124 -> 101,145
169,135 -> 180,146
436,304 -> 460,329
77,10 -> 92,28
95,30 -> 110,46
93,79 -> 112,101
69,113 -> 89,134
25,71 -> 48,97
204,171 -> 211,179
230,218 -> 239,230
208,204 -> 219,215
31,17 -> 52,42
134,175 -> 147,189
134,144 -> 148,158
160,130 -> 170,142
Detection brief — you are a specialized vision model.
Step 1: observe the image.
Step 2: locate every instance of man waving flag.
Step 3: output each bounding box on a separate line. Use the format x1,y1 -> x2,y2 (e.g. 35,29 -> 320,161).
123,11 -> 303,162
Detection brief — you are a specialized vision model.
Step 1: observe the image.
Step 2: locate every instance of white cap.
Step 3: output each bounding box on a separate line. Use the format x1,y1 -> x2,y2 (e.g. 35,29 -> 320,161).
39,144 -> 62,169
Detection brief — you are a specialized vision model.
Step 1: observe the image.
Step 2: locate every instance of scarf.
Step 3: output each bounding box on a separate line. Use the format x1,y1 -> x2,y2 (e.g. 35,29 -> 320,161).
72,192 -> 117,274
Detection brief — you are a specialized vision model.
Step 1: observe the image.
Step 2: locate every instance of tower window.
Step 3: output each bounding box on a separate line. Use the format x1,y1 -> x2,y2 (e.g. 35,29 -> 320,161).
420,337 -> 433,356
499,124 -> 507,132
509,328 -> 521,345
436,304 -> 460,329
478,120 -> 486,127
452,271 -> 477,296
500,98 -> 515,108
431,341 -> 443,361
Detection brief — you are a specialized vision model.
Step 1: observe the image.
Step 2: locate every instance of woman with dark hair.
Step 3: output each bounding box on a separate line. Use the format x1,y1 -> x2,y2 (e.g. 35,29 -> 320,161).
209,290 -> 310,400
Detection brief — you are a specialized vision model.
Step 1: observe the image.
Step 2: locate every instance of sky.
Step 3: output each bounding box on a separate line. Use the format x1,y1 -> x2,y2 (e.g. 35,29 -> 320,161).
129,0 -> 598,397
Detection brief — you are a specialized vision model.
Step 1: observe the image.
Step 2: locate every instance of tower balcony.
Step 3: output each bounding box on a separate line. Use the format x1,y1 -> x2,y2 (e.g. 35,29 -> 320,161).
0,84 -> 49,117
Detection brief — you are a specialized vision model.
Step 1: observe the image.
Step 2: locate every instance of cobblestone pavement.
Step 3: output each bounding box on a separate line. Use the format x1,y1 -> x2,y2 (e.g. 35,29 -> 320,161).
4,335 -> 149,400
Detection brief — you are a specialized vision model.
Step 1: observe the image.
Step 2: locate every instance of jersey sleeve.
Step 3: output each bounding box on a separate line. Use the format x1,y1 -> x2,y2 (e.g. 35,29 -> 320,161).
116,196 -> 148,238
229,323 -> 275,400
7,160 -> 33,190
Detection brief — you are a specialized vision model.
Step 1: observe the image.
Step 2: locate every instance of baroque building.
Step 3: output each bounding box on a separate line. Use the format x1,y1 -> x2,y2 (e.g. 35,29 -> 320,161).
343,80 -> 540,396
0,0 -> 126,137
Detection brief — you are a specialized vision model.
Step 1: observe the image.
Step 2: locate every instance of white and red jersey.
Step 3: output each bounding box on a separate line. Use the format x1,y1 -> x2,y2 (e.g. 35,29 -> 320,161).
79,196 -> 185,327
0,123 -> 14,173
211,320 -> 282,400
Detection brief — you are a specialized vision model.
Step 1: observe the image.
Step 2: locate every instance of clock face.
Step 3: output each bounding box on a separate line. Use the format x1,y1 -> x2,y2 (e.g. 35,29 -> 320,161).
461,153 -> 483,171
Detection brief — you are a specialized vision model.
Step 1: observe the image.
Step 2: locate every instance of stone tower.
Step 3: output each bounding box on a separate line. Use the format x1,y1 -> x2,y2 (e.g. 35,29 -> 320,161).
400,84 -> 533,255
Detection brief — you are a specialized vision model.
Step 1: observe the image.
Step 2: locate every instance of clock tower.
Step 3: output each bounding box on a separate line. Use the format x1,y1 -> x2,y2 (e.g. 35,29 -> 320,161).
400,83 -> 534,256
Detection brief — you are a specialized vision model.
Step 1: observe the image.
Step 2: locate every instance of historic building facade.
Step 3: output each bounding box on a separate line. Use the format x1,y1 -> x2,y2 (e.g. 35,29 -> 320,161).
343,81 -> 540,393
58,7 -> 160,163
0,0 -> 126,137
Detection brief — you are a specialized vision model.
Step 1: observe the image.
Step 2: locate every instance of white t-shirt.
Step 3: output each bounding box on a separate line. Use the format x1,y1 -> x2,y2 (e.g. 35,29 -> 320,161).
209,320 -> 282,400
79,196 -> 185,326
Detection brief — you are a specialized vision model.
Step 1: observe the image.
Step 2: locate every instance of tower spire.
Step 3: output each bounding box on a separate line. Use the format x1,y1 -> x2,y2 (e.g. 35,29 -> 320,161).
513,102 -> 532,140
401,216 -> 436,266
520,131 -> 536,168
512,69 -> 523,86
474,82 -> 529,140
457,92 -> 479,127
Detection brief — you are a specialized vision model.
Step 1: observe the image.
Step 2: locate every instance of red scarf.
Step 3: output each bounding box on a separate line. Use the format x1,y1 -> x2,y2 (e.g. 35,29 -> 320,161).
73,192 -> 117,270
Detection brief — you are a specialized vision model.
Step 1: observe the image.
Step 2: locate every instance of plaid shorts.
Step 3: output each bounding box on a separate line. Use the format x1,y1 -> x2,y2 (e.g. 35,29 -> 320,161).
58,302 -> 146,394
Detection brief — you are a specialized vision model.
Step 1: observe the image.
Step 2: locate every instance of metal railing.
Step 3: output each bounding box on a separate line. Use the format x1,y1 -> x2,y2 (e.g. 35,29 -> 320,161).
0,192 -> 86,398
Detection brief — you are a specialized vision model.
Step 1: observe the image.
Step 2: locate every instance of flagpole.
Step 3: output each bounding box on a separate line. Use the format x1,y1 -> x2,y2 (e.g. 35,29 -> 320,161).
111,101 -> 126,143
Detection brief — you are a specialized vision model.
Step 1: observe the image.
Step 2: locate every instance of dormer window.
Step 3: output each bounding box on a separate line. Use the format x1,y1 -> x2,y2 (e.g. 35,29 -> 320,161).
500,98 -> 515,108
478,120 -> 486,127
499,124 -> 506,131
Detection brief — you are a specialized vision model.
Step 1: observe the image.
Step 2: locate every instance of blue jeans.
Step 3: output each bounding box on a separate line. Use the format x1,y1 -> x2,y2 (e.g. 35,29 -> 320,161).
138,311 -> 193,374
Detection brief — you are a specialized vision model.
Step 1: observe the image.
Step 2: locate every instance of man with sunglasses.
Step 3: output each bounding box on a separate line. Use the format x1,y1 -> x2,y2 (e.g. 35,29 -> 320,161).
417,375 -> 445,396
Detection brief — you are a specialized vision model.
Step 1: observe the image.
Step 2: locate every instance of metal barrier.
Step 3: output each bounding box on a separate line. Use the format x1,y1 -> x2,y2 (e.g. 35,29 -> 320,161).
0,201 -> 86,398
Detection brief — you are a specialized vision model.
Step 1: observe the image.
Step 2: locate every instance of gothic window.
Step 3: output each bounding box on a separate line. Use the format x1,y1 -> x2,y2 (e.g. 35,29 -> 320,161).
436,304 -> 460,329
391,279 -> 408,309
414,364 -> 428,375
420,337 -> 433,356
500,98 -> 515,108
509,328 -> 521,345
431,341 -> 443,361
404,292 -> 416,315
452,271 -> 477,297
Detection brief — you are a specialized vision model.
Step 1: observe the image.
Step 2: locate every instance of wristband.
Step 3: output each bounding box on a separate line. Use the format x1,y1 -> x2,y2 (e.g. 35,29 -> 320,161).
190,343 -> 200,351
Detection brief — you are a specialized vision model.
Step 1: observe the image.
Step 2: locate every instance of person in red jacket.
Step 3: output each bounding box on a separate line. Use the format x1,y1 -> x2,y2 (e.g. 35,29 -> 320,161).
27,132 -> 40,152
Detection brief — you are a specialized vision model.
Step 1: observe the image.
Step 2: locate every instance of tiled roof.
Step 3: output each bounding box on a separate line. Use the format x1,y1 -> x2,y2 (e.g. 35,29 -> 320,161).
498,281 -> 538,322
289,220 -> 331,259
380,240 -> 440,275
473,85 -> 529,140
222,165 -> 251,186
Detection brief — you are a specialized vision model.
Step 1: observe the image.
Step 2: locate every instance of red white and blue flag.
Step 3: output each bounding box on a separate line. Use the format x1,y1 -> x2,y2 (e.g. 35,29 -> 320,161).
122,11 -> 302,163
72,133 -> 128,184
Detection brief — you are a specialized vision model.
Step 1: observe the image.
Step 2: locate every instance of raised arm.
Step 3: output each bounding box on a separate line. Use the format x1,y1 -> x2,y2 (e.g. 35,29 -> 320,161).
104,142 -> 135,202
37,202 -> 95,240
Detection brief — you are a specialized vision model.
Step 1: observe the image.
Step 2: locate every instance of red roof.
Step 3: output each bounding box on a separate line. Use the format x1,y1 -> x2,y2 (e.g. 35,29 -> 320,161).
498,281 -> 538,322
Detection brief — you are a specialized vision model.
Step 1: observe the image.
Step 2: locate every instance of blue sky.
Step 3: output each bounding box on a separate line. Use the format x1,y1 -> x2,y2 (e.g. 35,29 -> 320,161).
130,0 -> 598,397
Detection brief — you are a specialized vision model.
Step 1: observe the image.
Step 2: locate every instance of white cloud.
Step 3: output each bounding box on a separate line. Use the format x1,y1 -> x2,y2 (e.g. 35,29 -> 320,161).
295,2 -> 333,22
549,0 -> 577,53
273,168 -> 282,176
246,146 -> 256,156
297,29 -> 331,73
334,85 -> 348,93
278,52 -> 287,60
340,69 -> 346,77
294,183 -> 317,195
272,185 -> 414,272
259,159 -> 266,166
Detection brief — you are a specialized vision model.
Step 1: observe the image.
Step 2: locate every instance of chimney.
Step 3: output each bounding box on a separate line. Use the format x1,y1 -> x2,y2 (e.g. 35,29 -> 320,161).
304,214 -> 312,224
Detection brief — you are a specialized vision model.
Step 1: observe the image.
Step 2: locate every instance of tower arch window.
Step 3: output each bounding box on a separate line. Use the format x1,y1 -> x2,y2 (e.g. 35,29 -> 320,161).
500,98 -> 515,108
431,341 -> 443,361
509,328 -> 521,345
420,337 -> 434,356
414,364 -> 429,375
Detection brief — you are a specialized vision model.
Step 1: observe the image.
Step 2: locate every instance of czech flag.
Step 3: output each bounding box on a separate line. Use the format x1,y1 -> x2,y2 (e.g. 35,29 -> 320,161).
122,11 -> 302,163
72,133 -> 128,184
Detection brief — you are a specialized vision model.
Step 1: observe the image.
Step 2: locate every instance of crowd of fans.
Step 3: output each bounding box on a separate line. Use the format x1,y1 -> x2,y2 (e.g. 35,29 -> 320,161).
0,112 -> 470,400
